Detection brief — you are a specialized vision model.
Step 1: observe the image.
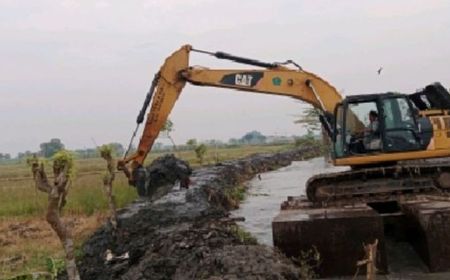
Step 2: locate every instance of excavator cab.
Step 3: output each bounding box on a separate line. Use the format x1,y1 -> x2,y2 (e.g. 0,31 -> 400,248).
333,93 -> 432,160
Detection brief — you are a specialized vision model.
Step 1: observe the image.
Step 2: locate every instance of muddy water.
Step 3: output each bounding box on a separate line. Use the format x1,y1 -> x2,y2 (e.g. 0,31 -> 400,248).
233,157 -> 348,246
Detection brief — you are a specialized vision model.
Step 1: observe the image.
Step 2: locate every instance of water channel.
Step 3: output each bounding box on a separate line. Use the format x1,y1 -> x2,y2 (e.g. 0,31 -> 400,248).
232,157 -> 347,246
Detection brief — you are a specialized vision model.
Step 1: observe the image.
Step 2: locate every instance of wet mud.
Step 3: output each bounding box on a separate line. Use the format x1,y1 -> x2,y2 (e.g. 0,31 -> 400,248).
67,147 -> 320,280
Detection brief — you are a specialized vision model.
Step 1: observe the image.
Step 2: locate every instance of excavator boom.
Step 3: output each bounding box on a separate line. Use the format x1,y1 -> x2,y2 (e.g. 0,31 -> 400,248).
119,44 -> 342,185
119,44 -> 450,206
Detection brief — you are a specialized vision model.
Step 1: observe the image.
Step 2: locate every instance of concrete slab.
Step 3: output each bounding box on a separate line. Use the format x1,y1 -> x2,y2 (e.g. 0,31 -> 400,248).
272,204 -> 387,277
400,199 -> 450,272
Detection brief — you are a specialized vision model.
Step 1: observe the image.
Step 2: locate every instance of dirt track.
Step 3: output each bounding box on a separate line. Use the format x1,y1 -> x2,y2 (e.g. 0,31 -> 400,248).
67,147 -> 320,280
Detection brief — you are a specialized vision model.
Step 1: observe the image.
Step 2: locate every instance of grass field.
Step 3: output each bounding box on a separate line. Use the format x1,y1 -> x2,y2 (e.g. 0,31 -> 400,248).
0,144 -> 292,278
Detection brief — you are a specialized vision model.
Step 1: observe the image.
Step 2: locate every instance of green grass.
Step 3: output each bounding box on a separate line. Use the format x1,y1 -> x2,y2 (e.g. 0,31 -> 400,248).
0,173 -> 135,218
0,144 -> 292,218
230,225 -> 257,245
0,143 -> 294,278
144,143 -> 293,167
224,184 -> 247,208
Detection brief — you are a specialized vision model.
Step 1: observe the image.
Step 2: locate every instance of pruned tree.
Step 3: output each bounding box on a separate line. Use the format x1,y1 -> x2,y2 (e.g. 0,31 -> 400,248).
356,239 -> 379,280
161,119 -> 177,152
107,142 -> 125,157
295,107 -> 331,159
294,107 -> 321,135
28,151 -> 80,280
194,144 -> 207,164
99,145 -> 117,229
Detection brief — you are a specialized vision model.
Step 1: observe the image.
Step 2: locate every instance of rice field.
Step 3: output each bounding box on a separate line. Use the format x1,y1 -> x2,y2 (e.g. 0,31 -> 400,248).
0,144 -> 291,278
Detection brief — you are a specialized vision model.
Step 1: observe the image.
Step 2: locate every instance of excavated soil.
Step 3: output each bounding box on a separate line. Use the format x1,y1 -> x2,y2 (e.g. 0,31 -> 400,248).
69,147 -> 320,280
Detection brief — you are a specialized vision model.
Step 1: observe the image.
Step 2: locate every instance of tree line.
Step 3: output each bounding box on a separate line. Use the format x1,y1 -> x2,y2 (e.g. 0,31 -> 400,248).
2,128 -> 316,164
1,139 -> 125,162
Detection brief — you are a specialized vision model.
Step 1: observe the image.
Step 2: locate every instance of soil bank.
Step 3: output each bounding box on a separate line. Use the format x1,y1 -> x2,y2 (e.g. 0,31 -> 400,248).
68,147 -> 320,280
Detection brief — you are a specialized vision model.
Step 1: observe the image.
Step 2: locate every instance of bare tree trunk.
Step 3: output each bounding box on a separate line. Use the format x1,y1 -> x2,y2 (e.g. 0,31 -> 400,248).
31,161 -> 80,280
321,125 -> 331,163
167,134 -> 178,156
364,239 -> 378,280
100,151 -> 117,229
356,239 -> 378,280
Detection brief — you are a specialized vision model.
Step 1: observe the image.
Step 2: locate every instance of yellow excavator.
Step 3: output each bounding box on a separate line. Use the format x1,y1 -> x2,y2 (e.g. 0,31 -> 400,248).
118,44 -> 450,203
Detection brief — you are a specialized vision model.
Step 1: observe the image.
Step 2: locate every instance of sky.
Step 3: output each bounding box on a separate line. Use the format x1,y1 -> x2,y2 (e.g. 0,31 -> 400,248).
1,0 -> 450,156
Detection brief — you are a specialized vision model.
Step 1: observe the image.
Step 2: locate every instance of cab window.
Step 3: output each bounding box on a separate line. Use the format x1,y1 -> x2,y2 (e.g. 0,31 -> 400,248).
382,97 -> 420,151
345,102 -> 381,154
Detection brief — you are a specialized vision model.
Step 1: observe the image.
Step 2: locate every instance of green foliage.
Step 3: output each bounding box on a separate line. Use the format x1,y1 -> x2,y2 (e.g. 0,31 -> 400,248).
240,130 -> 266,145
5,273 -> 49,280
295,246 -> 321,279
0,152 -> 11,161
1,144 -> 295,278
63,174 -> 136,216
295,107 -> 321,134
186,138 -> 197,148
161,119 -> 178,151
294,134 -> 318,148
161,119 -> 174,133
73,148 -> 98,159
70,190 -> 103,216
107,142 -> 124,156
25,155 -> 47,167
230,225 -> 257,245
294,134 -> 328,157
227,138 -> 240,147
98,144 -> 113,158
8,257 -> 65,280
0,144 -> 289,218
45,257 -> 65,278
17,150 -> 34,161
194,144 -> 207,164
225,184 -> 246,203
74,247 -> 85,260
52,150 -> 75,179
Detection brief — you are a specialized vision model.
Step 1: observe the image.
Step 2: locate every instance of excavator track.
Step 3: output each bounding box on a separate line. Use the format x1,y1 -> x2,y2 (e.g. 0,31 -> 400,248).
306,162 -> 450,204
275,161 -> 450,277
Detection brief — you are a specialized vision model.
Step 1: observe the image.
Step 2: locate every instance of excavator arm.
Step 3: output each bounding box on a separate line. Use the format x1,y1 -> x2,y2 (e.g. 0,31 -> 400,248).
118,45 -> 343,185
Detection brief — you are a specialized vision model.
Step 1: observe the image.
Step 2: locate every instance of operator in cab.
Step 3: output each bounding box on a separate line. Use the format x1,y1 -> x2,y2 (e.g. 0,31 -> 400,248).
364,110 -> 381,150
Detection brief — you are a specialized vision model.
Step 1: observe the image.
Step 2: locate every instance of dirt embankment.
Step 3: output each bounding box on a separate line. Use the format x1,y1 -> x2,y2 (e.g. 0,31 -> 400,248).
71,147 -> 320,280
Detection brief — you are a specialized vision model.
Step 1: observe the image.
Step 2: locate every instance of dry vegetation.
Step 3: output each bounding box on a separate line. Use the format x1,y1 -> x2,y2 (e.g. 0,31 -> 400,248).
0,144 -> 291,278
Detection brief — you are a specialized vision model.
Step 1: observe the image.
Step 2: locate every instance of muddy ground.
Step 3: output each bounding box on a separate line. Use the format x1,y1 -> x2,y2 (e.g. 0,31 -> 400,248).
67,147 -> 320,280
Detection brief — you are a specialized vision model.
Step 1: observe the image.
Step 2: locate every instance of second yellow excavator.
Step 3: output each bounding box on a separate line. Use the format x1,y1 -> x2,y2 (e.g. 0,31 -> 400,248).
118,44 -> 450,203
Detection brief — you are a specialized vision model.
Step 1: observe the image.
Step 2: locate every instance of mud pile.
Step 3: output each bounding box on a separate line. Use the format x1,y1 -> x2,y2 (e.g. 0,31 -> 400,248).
145,154 -> 192,199
71,147 -> 320,280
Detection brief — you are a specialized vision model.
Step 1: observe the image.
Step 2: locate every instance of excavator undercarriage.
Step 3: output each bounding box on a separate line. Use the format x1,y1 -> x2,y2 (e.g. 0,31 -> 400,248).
273,160 -> 450,277
306,162 -> 450,205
